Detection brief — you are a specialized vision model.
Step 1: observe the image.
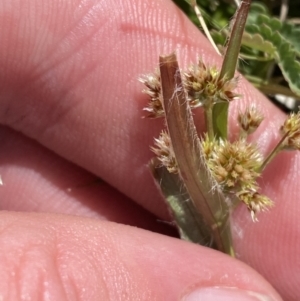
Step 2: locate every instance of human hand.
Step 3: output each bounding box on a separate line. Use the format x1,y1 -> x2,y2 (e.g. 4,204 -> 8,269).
0,0 -> 298,300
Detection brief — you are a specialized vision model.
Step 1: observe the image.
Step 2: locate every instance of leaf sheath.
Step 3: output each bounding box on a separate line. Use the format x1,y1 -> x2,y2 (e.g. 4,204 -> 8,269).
159,53 -> 234,255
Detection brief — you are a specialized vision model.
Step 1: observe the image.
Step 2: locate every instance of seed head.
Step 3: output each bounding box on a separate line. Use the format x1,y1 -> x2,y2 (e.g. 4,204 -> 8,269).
238,105 -> 264,135
183,59 -> 239,107
151,131 -> 178,173
281,111 -> 300,150
236,190 -> 274,221
139,72 -> 163,118
202,136 -> 263,191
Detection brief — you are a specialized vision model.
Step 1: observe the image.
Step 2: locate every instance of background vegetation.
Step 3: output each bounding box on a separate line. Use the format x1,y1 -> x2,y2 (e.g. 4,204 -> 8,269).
172,0 -> 300,112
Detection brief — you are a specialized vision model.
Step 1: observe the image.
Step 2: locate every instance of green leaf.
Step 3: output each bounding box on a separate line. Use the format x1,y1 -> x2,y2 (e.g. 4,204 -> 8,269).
242,32 -> 276,56
212,102 -> 229,139
244,14 -> 300,96
246,2 -> 270,23
278,43 -> 300,96
150,159 -> 215,246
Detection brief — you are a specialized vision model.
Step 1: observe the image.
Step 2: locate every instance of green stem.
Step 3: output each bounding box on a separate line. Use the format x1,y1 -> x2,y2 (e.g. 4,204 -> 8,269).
250,80 -> 300,98
212,0 -> 251,140
205,104 -> 214,140
259,134 -> 287,172
219,0 -> 251,80
190,0 -> 221,55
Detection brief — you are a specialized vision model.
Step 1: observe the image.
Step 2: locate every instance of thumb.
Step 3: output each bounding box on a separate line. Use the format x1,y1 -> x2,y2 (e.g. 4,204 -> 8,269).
0,211 -> 282,301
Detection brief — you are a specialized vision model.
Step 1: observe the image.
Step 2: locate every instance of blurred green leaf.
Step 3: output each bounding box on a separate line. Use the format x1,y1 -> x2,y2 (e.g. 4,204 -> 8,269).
150,159 -> 215,246
245,14 -> 300,96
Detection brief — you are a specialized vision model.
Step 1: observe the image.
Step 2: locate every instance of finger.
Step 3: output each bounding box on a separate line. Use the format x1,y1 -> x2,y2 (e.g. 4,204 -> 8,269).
0,211 -> 282,301
232,149 -> 300,301
0,125 -> 175,235
1,0 -> 179,218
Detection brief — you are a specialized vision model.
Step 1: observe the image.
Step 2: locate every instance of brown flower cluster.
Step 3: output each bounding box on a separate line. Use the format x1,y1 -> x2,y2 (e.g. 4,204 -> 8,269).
140,59 -> 239,118
238,105 -> 264,137
201,135 -> 272,221
139,72 -> 163,118
183,59 -> 239,108
202,136 -> 262,190
281,111 -> 300,150
151,131 -> 178,174
236,190 -> 273,222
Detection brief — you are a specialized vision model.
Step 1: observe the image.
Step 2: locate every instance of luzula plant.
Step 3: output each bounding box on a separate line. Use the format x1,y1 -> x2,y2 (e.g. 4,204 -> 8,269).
140,0 -> 300,257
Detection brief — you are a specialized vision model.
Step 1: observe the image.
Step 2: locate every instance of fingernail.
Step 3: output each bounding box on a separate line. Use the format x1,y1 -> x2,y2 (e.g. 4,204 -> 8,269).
183,286 -> 276,301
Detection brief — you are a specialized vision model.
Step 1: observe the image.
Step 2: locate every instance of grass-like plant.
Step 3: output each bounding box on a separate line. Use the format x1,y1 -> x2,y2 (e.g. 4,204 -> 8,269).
139,0 -> 300,256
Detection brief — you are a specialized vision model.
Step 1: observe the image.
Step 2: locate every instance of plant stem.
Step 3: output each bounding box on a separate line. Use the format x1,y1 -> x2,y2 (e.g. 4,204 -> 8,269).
190,0 -> 221,55
212,0 -> 252,140
259,134 -> 287,172
219,0 -> 251,80
205,104 -> 214,140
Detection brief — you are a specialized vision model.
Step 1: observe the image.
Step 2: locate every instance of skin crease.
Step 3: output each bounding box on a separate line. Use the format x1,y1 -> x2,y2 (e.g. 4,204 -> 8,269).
0,0 -> 298,299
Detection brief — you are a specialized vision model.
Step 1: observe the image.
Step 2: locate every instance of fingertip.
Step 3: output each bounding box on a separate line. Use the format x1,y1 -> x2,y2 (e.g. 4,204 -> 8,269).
0,212 -> 282,301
